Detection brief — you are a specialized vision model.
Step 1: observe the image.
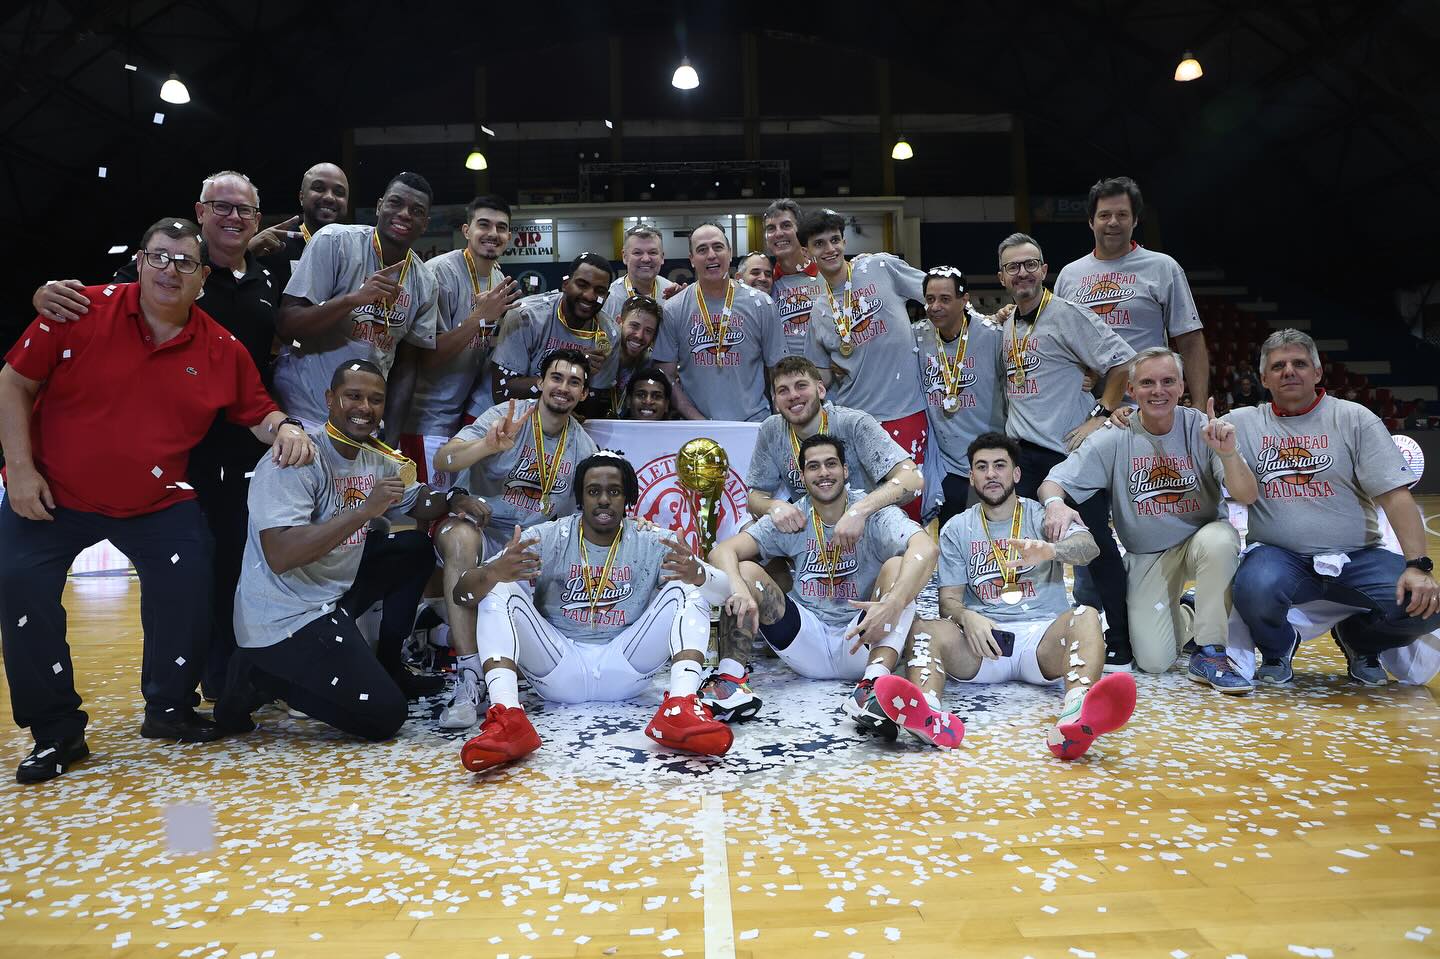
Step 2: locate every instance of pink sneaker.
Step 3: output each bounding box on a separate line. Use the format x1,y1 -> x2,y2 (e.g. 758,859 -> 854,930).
1047,672 -> 1136,761
873,675 -> 965,749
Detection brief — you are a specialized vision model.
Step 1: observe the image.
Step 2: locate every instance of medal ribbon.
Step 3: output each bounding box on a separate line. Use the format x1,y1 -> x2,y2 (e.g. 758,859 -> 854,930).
696,280 -> 736,354
935,316 -> 970,398
624,274 -> 660,298
323,420 -> 416,485
530,407 -> 570,514
810,507 -> 843,596
370,229 -> 412,313
556,297 -> 609,355
819,262 -> 855,342
464,249 -> 498,344
788,407 -> 829,479
1008,287 -> 1051,384
578,519 -> 624,624
299,222 -> 313,244
983,499 -> 1024,593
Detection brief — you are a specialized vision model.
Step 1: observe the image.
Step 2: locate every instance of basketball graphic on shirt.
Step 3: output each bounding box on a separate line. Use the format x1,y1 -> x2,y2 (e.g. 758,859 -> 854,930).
1147,463 -> 1184,503
1276,446 -> 1317,485
342,486 -> 367,510
1076,278 -> 1137,315
1255,441 -> 1334,485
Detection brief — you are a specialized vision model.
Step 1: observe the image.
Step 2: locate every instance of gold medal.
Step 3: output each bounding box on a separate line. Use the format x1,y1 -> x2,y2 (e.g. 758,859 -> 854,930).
323,421 -> 418,488
530,408 -> 570,518
821,263 -> 857,358
1000,588 -> 1023,605
839,337 -> 854,358
942,395 -> 959,414
983,499 -> 1025,606
696,280 -> 736,355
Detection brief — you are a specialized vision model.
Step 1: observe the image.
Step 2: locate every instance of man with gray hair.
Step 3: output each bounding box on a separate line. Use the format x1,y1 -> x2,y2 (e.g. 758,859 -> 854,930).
765,199 -> 820,355
995,231 -> 1138,668
602,222 -> 680,321
1223,329 -> 1438,685
1038,347 -> 1258,685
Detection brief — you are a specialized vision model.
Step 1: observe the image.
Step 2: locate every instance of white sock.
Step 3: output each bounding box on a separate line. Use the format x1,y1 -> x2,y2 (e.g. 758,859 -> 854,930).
457,653 -> 482,679
863,661 -> 889,682
717,657 -> 745,679
670,659 -> 705,698
484,667 -> 520,709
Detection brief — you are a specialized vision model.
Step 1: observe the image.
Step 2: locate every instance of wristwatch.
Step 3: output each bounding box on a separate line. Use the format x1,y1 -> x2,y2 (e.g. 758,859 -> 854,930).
1088,402 -> 1112,419
1405,557 -> 1434,573
279,416 -> 305,431
446,486 -> 470,503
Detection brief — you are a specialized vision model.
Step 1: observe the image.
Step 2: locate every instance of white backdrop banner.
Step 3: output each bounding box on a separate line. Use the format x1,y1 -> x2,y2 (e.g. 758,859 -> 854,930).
582,419 -> 761,553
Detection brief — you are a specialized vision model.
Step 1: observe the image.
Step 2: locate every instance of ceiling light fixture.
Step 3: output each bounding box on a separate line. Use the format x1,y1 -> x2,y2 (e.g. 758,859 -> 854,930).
465,150 -> 488,171
1174,52 -> 1203,82
891,136 -> 914,160
671,57 -> 699,90
159,72 -> 190,104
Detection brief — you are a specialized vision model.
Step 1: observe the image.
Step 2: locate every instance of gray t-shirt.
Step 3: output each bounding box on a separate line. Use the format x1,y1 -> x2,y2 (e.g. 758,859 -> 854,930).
914,310 -> 1005,476
453,399 -> 598,534
804,253 -> 927,421
1054,245 -> 1203,355
748,490 -> 921,627
1224,394 -> 1414,556
600,274 -> 679,322
235,433 -> 420,648
1045,405 -> 1227,554
1001,292 -> 1135,454
491,289 -> 620,389
275,224 -> 439,424
938,498 -> 1080,624
403,249 -> 504,436
771,268 -> 822,356
745,402 -> 908,501
525,515 -> 671,646
653,280 -> 784,422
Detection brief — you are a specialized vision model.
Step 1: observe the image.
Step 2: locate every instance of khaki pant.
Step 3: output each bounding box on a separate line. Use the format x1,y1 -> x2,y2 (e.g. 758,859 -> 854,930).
1123,520 -> 1241,674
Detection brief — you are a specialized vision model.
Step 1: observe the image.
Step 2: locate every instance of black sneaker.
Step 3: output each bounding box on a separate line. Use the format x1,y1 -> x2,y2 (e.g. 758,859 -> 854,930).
387,666 -> 447,700
140,708 -> 225,743
1103,643 -> 1135,673
17,735 -> 90,784
1332,622 -> 1388,686
1255,628 -> 1302,685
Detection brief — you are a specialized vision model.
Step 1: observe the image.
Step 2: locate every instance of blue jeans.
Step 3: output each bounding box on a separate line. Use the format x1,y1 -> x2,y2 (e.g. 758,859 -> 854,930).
1232,545 -> 1440,657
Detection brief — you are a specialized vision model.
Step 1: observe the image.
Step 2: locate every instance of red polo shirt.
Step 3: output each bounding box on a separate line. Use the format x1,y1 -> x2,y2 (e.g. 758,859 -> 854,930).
4,282 -> 278,518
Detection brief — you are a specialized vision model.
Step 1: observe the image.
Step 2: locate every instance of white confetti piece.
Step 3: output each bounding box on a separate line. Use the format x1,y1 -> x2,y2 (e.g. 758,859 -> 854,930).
170,553 -> 180,564
152,466 -> 164,478
52,662 -> 62,674
18,616 -> 27,627
358,693 -> 369,701
739,930 -> 758,940
174,656 -> 186,666
884,928 -> 900,941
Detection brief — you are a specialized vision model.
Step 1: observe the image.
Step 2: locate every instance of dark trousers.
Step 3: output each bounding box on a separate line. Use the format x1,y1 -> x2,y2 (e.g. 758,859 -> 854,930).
0,497 -> 212,742
218,526 -> 431,740
1016,440 -> 1132,652
1233,544 -> 1440,657
938,472 -> 973,528
190,429 -> 263,698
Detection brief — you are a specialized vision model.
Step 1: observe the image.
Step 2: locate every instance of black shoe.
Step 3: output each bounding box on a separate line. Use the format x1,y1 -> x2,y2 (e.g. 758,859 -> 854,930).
17,735 -> 90,784
140,709 -> 226,743
387,666 -> 447,700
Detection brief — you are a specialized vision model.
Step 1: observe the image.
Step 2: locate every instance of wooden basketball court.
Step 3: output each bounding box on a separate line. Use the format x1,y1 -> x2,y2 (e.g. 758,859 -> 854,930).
2,500 -> 1438,959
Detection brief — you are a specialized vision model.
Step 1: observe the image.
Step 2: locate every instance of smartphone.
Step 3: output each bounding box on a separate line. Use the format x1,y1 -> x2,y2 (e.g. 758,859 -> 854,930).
991,628 -> 1016,658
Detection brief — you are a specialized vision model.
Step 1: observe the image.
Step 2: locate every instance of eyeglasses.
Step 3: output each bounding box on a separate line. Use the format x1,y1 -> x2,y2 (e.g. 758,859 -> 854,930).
1000,258 -> 1043,276
139,250 -> 203,274
199,199 -> 260,221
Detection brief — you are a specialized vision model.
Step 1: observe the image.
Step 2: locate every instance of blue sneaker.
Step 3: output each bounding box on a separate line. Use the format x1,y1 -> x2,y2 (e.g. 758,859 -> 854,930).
1255,629 -> 1302,685
1187,645 -> 1254,695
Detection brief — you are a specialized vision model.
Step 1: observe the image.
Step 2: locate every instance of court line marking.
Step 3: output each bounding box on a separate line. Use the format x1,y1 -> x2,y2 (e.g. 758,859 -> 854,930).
701,792 -> 736,959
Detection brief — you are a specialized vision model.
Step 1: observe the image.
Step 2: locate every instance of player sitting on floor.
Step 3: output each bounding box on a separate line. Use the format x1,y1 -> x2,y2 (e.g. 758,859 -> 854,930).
708,434 -> 960,747
452,452 -> 736,771
883,432 -> 1136,760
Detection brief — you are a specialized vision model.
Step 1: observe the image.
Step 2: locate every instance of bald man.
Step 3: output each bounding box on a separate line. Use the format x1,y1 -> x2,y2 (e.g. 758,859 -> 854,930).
246,162 -> 351,294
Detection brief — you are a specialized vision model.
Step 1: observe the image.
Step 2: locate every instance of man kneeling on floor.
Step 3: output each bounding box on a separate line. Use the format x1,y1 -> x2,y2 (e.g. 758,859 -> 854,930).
453,452 -> 736,771
708,434 -> 960,747
216,360 -> 491,740
886,432 -> 1135,760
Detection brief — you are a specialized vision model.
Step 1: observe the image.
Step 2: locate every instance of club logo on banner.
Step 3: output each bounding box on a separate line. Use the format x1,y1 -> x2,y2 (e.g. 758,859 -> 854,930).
583,419 -> 761,553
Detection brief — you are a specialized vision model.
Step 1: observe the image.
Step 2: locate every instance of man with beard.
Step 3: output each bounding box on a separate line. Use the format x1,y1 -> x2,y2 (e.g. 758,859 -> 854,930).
276,171 -> 439,434
453,452 -> 736,770
1224,329 -> 1438,686
704,357 -> 920,721
888,433 -> 1136,761
600,223 -> 679,322
764,199 -> 819,356
1,217 -> 313,782
707,435 -> 955,746
398,195 -> 520,489
580,293 -> 661,419
214,361 -> 489,742
30,170 -> 295,701
429,349 -> 600,728
799,210 -> 930,519
490,252 -> 618,404
913,266 -> 1006,525
736,252 -> 774,295
1040,348 -> 1257,684
623,366 -> 673,421
655,222 -> 784,422
247,162 -> 351,293
995,232 -> 1137,668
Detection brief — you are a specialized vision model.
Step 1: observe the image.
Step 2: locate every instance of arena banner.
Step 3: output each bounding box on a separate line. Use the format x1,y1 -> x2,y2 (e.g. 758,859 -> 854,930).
582,419 -> 761,553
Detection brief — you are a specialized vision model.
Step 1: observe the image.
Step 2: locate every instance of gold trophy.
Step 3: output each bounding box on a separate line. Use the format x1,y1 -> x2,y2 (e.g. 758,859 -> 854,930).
676,438 -> 729,555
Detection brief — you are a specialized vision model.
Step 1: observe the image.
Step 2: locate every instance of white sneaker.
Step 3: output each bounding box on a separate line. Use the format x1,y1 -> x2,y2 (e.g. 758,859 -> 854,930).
438,669 -> 485,730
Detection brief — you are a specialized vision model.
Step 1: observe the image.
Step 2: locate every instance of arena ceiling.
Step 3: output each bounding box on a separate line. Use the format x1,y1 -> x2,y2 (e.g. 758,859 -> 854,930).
1,0 -> 1436,314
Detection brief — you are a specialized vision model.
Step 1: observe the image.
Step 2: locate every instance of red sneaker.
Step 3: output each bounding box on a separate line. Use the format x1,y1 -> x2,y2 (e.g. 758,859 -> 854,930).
646,694 -> 734,756
1047,672 -> 1136,761
873,674 -> 965,749
460,704 -> 542,771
